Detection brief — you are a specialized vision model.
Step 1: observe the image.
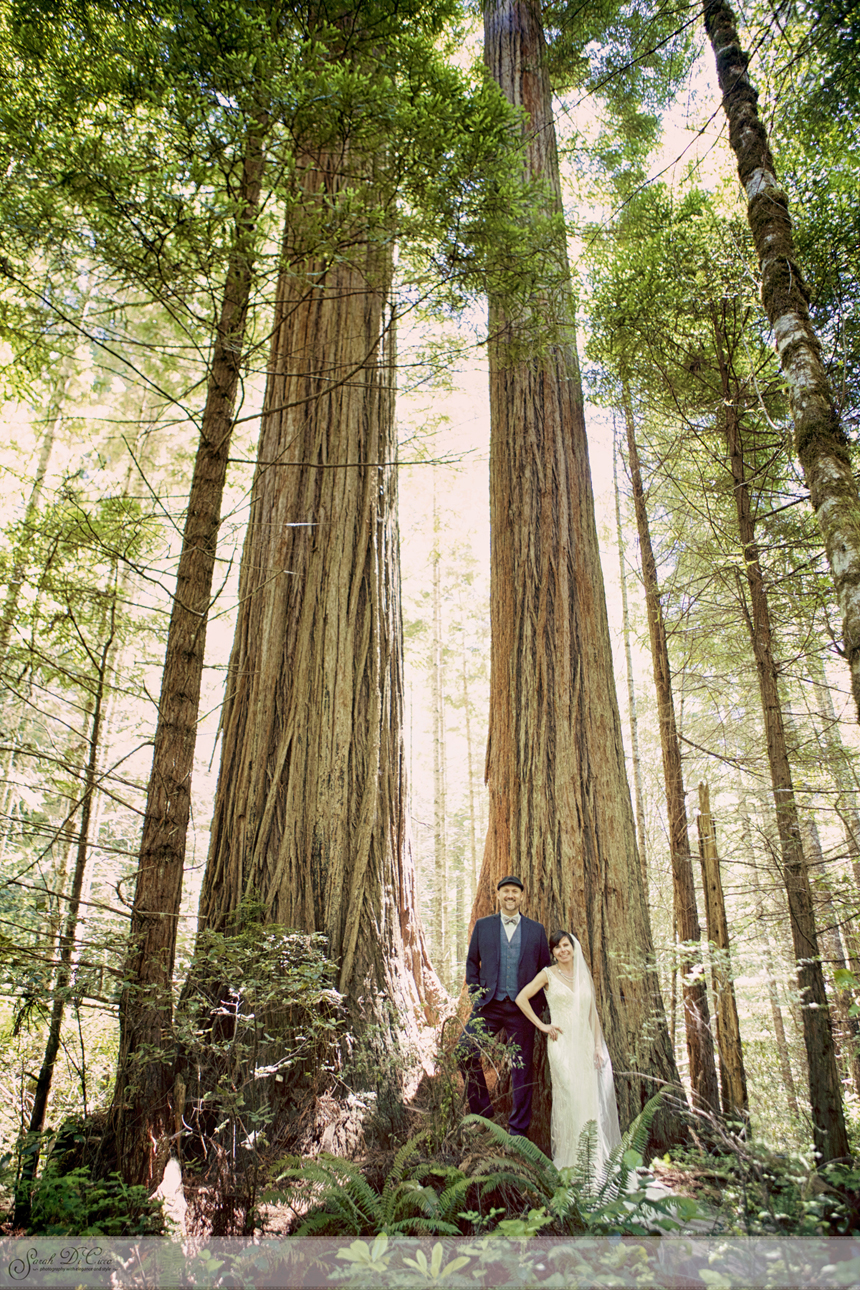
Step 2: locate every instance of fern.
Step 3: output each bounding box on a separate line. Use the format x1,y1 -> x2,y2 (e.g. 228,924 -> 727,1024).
267,1131 -> 473,1237
592,1090 -> 666,1204
461,1114 -> 584,1233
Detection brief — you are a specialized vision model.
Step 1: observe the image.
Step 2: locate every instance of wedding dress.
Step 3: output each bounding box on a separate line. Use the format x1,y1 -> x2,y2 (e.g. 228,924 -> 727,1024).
544,939 -> 622,1173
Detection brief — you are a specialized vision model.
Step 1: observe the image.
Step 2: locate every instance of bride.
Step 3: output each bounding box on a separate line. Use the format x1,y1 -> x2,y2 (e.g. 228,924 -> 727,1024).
515,929 -> 621,1173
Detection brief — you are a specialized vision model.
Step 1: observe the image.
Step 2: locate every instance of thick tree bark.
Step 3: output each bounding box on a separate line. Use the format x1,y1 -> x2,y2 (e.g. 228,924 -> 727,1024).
476,0 -> 684,1149
107,121 -> 267,1189
623,398 -> 720,1115
196,147 -> 437,1047
696,782 -> 748,1121
613,426 -> 648,879
717,331 -> 848,1160
704,0 -> 860,723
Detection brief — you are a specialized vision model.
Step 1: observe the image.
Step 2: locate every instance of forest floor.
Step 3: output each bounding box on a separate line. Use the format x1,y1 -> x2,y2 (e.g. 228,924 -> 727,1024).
3,1062 -> 859,1243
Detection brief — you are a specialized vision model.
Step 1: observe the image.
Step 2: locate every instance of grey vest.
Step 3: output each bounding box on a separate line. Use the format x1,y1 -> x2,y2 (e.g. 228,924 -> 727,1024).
495,918 -> 522,1000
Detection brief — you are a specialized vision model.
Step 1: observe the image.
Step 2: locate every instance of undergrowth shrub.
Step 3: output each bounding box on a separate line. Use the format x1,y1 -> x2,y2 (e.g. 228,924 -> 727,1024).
25,1163 -> 164,1235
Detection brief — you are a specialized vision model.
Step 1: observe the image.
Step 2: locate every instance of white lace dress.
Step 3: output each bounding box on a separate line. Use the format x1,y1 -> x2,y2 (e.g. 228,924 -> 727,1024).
544,948 -> 622,1174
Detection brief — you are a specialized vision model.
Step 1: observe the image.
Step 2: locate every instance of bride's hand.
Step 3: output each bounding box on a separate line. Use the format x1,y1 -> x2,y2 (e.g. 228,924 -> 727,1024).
545,1024 -> 562,1041
593,1050 -> 605,1069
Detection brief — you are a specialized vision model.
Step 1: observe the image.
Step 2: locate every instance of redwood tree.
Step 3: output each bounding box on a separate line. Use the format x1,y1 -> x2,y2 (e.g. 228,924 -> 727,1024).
475,0 -> 684,1146
196,148 -> 436,1032
192,7 -> 522,1055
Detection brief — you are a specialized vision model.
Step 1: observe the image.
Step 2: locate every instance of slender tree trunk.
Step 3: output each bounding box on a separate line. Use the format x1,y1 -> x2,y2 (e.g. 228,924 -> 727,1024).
431,477 -> 449,981
14,597 -> 116,1227
476,0 -> 684,1148
670,931 -> 678,1055
106,120 -> 268,1189
810,661 -> 860,899
622,397 -> 720,1115
696,782 -> 748,1121
743,799 -> 801,1117
613,421 -> 648,880
459,592 -> 479,896
717,328 -> 848,1160
704,0 -> 860,723
195,145 -> 437,1050
0,318 -> 88,685
800,812 -> 860,1099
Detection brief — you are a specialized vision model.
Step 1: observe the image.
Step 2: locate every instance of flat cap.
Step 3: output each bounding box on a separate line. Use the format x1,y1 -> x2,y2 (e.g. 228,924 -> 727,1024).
497,875 -> 524,891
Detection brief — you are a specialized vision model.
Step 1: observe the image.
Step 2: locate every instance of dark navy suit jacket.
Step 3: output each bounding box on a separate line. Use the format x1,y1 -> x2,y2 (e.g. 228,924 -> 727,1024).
465,913 -> 551,1015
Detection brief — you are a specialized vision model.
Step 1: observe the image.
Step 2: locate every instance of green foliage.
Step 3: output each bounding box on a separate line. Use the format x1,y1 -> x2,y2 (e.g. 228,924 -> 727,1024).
177,915 -> 341,1157
339,1008 -> 420,1146
425,1013 -> 514,1149
461,1092 -> 689,1236
266,1131 -> 467,1237
11,1156 -> 164,1235
669,1133 -> 860,1235
541,0 -> 699,194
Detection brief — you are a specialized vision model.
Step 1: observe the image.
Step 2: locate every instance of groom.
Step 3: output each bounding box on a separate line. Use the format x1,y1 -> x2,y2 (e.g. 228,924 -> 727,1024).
459,876 -> 551,1135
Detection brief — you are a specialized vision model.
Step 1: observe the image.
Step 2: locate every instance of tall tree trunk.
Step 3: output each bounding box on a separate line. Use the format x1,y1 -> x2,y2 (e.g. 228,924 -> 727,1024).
13,593 -> 117,1227
0,315 -> 88,686
622,397 -> 720,1115
106,119 -> 268,1189
800,811 -> 860,1099
431,477 -> 449,982
696,782 -> 748,1121
704,0 -> 860,723
195,146 -> 437,1052
476,0 -> 684,1147
458,591 -> 480,896
613,422 -> 648,879
810,661 -> 860,899
743,799 -> 801,1117
717,324 -> 848,1160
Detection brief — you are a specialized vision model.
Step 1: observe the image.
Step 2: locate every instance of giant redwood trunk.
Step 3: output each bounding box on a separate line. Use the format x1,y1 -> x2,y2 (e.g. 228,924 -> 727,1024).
715,320 -> 848,1161
106,121 -> 267,1189
623,397 -> 720,1116
475,0 -> 684,1148
705,0 -> 860,724
196,147 -> 436,1044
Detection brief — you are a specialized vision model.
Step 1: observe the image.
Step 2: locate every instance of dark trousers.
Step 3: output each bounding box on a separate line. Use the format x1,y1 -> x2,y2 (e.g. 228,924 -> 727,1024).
458,997 -> 537,1135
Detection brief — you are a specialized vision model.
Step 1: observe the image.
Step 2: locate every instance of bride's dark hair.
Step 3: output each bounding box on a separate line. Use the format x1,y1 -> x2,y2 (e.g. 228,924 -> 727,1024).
549,929 -> 575,953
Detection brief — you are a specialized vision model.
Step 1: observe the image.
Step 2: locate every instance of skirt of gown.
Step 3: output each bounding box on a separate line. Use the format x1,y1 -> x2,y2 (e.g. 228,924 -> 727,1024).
545,961 -> 622,1174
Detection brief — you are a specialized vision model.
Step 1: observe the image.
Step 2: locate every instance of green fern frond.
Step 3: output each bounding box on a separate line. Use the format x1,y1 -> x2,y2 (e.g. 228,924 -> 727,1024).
462,1114 -> 560,1187
436,1176 -> 472,1219
384,1129 -> 433,1195
595,1091 -> 666,1203
471,1163 -> 553,1201
385,1180 -> 436,1225
270,1153 -> 385,1234
388,1216 -> 461,1236
574,1119 -> 599,1189
292,1210 -> 346,1237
